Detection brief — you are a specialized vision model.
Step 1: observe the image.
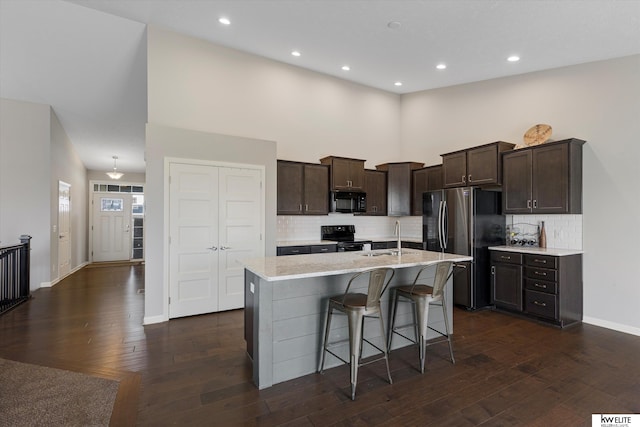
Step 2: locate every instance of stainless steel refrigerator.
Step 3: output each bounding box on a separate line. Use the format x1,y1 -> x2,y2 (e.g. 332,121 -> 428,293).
423,187 -> 506,309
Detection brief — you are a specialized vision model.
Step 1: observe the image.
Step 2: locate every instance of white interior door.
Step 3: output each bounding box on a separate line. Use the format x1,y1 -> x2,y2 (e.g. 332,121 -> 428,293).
92,193 -> 132,262
169,161 -> 263,318
58,181 -> 71,277
218,167 -> 263,310
169,163 -> 220,318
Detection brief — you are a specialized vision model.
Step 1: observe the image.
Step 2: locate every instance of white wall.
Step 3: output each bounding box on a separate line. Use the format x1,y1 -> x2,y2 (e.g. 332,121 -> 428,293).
0,98 -> 52,289
50,109 -> 88,280
401,55 -> 640,335
147,26 -> 401,169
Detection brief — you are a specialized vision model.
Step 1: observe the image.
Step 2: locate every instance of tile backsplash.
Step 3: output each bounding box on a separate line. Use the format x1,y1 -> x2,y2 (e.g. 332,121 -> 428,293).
277,214 -> 423,241
506,214 -> 582,250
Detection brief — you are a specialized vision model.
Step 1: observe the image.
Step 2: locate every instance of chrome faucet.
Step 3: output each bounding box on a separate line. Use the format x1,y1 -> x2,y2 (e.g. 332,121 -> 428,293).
394,220 -> 401,251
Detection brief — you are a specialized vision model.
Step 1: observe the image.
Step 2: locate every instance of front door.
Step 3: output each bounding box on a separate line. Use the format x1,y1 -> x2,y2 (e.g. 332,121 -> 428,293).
92,193 -> 132,262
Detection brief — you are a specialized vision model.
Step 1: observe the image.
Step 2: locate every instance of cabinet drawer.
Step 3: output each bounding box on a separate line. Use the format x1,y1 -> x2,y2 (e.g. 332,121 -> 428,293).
524,278 -> 558,295
525,266 -> 557,282
277,246 -> 311,256
524,290 -> 558,320
371,242 -> 392,250
490,251 -> 523,265
310,244 -> 336,254
524,254 -> 558,269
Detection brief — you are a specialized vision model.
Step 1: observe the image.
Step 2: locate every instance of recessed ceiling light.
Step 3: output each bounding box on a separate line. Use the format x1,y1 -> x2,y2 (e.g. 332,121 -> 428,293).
291,50 -> 301,57
218,17 -> 231,25
507,55 -> 520,62
387,21 -> 401,29
436,63 -> 447,70
342,65 -> 350,71
394,81 -> 403,87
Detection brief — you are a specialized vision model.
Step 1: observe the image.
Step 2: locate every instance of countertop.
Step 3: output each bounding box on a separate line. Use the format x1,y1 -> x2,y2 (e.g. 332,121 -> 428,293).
243,249 -> 472,281
489,246 -> 584,256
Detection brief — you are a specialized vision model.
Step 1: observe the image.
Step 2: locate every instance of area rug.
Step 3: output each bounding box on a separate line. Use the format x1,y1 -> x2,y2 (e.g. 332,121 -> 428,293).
0,358 -> 119,427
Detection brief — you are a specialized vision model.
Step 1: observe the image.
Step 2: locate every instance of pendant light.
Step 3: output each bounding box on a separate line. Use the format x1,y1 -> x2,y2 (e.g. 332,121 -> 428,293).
106,155 -> 124,180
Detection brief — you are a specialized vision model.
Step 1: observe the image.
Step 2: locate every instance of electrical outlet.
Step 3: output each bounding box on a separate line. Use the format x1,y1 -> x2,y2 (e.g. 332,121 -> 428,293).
53,225 -> 57,233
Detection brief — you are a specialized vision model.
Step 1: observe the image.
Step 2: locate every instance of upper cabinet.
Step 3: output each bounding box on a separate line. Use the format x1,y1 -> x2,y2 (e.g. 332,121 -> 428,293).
364,169 -> 387,215
502,139 -> 585,215
442,141 -> 515,188
412,165 -> 442,216
319,156 -> 365,190
277,160 -> 329,215
376,162 -> 424,217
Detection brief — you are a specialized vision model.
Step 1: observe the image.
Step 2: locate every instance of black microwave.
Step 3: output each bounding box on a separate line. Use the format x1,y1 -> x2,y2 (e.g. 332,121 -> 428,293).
331,191 -> 366,213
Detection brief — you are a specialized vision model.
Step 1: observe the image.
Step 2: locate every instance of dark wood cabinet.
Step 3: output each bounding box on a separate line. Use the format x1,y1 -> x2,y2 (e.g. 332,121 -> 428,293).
442,141 -> 515,188
276,243 -> 337,256
364,169 -> 387,215
319,156 -> 365,190
502,139 -> 585,214
412,165 -> 442,215
490,249 -> 583,327
277,160 -> 329,215
376,162 -> 424,217
491,251 -> 523,312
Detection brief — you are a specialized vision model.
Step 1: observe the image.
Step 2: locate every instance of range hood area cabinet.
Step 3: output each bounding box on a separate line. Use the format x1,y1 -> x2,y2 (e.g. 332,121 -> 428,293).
412,165 -> 443,216
364,169 -> 387,215
502,138 -> 585,215
441,141 -> 515,188
376,162 -> 424,217
319,156 -> 366,190
277,160 -> 329,215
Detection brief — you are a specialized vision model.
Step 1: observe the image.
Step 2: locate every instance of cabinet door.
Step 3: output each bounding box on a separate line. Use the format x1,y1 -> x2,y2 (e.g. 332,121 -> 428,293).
532,143 -> 569,213
364,170 -> 386,215
277,161 -> 304,215
412,168 -> 429,216
303,164 -> 329,215
492,262 -> 523,311
426,165 -> 443,191
331,157 -> 352,189
349,160 -> 365,190
387,163 -> 412,216
442,152 -> 467,188
467,145 -> 499,185
502,150 -> 533,214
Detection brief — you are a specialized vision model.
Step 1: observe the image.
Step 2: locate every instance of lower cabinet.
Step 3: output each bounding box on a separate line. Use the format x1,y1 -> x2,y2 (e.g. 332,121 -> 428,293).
490,249 -> 583,327
277,244 -> 336,256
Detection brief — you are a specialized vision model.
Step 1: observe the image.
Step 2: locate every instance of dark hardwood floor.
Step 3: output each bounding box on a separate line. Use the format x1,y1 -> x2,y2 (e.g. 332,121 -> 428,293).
1,264 -> 638,426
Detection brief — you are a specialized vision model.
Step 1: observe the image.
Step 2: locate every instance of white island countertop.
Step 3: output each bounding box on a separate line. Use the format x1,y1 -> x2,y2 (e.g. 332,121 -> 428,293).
488,246 -> 584,256
243,250 -> 472,282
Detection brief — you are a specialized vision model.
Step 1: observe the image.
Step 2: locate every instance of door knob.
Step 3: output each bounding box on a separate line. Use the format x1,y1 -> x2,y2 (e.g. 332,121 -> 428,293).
220,246 -> 232,250
206,246 -> 218,251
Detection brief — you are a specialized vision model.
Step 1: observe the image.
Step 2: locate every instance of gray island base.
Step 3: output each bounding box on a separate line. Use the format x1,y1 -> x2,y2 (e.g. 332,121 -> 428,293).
243,250 -> 472,389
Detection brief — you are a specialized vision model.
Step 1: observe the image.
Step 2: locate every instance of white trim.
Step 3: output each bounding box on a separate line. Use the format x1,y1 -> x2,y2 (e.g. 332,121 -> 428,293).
42,262 -> 89,287
143,314 -> 168,325
583,316 -> 640,337
163,156 -> 266,321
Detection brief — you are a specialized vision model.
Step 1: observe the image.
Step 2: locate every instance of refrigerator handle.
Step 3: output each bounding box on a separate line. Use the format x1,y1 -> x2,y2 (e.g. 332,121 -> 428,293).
437,200 -> 444,250
442,200 -> 448,250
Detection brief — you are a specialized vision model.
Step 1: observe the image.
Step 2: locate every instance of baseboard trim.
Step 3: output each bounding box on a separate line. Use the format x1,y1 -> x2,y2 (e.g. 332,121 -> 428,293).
583,316 -> 640,337
143,315 -> 168,325
40,262 -> 90,288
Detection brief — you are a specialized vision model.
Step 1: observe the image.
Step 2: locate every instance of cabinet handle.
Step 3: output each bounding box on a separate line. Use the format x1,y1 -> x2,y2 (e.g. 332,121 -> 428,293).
533,301 -> 547,307
462,175 -> 466,184
534,283 -> 547,289
527,200 -> 532,209
534,271 -> 547,276
534,259 -> 547,264
291,250 -> 300,253
500,255 -> 511,260
468,174 -> 472,182
533,199 -> 538,209
305,204 -> 309,211
299,204 -> 303,212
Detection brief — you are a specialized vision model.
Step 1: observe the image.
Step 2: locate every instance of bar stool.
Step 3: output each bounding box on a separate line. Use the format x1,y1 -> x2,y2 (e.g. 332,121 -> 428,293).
387,261 -> 455,373
319,267 -> 395,400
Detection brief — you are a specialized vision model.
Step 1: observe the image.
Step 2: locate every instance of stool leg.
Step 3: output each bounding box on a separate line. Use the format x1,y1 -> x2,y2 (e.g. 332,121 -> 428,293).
414,297 -> 429,374
441,297 -> 455,364
319,304 -> 333,373
387,289 -> 398,351
347,310 -> 363,400
377,309 -> 393,385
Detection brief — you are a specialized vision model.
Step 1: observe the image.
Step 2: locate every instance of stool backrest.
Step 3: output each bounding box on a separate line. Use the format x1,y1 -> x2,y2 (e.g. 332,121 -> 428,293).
431,261 -> 453,299
345,268 -> 395,308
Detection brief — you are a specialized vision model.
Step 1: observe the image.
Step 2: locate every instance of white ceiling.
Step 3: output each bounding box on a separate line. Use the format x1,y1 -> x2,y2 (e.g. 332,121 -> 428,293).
1,0 -> 639,174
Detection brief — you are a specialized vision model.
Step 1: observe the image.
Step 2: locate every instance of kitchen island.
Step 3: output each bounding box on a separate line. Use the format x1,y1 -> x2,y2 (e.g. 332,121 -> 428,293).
243,249 -> 472,389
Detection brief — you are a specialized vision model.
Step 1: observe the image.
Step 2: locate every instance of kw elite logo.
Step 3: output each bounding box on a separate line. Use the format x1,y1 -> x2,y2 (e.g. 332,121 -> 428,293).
593,414 -> 639,427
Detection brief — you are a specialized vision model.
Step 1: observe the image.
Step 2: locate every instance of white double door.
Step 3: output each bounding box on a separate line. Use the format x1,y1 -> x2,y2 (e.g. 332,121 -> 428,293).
169,162 -> 263,318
